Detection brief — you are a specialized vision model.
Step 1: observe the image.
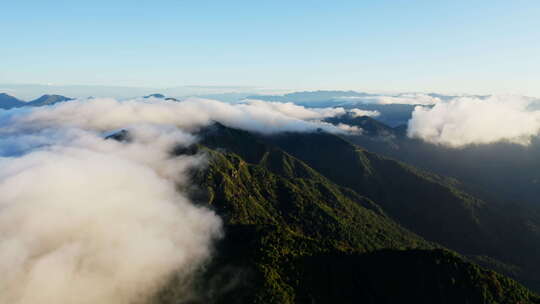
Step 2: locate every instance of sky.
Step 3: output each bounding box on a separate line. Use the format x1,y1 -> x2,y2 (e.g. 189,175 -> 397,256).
1,0 -> 539,97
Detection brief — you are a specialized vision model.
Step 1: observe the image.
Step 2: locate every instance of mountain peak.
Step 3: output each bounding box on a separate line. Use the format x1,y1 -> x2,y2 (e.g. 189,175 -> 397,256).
0,93 -> 25,109
144,93 -> 166,99
28,94 -> 72,106
0,92 -> 18,99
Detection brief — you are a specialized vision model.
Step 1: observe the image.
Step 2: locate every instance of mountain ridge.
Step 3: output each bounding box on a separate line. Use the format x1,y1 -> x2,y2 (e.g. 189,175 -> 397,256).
0,93 -> 73,109
153,123 -> 540,303
0,93 -> 25,108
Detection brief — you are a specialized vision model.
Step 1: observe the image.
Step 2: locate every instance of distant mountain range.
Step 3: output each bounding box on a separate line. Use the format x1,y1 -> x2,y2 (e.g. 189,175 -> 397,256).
0,92 -> 184,110
0,93 -> 73,109
247,90 -> 489,105
247,90 -> 374,103
26,94 -> 72,106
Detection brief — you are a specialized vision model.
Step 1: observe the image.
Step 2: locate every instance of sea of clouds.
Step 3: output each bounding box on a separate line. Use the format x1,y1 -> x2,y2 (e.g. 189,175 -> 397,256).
0,97 -> 366,304
3,93 -> 539,303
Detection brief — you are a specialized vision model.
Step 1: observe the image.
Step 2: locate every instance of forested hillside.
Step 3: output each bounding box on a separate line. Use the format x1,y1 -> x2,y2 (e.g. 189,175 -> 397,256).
153,124 -> 540,303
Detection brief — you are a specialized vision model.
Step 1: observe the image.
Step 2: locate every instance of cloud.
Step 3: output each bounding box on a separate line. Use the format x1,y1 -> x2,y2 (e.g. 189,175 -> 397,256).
349,108 -> 380,117
372,93 -> 441,105
335,123 -> 362,134
2,97 -> 359,135
0,96 -> 365,303
241,99 -> 378,128
335,93 -> 442,105
0,121 -> 222,304
407,95 -> 540,147
243,99 -> 347,120
0,101 -> 225,304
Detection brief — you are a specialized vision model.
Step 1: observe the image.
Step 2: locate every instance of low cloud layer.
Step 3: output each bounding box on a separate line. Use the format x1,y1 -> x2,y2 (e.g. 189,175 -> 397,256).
370,93 -> 441,105
336,92 -> 443,105
407,95 -> 540,147
349,108 -> 380,117
4,97 -> 362,135
240,99 -> 378,122
0,97 -> 364,303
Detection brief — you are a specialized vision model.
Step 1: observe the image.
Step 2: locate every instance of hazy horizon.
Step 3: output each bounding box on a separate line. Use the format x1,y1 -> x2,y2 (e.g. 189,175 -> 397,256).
2,83 -> 537,101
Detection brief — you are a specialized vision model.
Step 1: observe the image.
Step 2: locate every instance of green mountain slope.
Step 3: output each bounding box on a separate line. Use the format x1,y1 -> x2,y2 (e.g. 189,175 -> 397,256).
265,131 -> 495,253
154,124 -> 539,303
195,123 -> 431,245
293,249 -> 538,304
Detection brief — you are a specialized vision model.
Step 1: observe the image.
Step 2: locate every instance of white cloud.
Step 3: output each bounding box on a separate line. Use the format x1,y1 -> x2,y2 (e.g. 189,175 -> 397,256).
243,99 -> 347,120
2,97 -> 359,135
373,93 -> 441,105
336,123 -> 362,134
407,95 -> 540,147
335,93 -> 442,105
0,127 -> 222,304
0,100 -> 225,304
349,108 -> 380,117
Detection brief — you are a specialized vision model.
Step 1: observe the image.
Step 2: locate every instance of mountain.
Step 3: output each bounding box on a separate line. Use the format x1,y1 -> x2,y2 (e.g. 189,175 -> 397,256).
0,93 -> 25,109
140,124 -> 540,303
287,249 -> 535,304
264,131 -> 497,255
0,93 -> 73,109
144,93 -> 166,99
26,94 -> 73,106
143,93 -> 182,101
325,115 -> 407,151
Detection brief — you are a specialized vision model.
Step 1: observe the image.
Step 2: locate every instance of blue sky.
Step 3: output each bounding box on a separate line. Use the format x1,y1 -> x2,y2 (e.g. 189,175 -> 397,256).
2,0 -> 539,96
